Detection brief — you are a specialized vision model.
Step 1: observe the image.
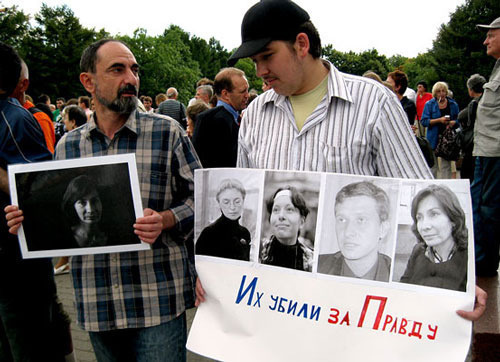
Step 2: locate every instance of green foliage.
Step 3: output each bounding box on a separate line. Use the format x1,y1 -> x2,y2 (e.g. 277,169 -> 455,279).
188,36 -> 230,81
430,0 -> 500,106
323,46 -> 391,78
19,4 -> 107,101
3,1 -> 497,111
234,58 -> 261,93
120,26 -> 201,105
0,4 -> 30,48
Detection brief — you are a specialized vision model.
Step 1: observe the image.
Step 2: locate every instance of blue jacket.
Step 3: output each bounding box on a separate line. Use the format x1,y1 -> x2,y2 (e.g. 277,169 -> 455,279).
0,97 -> 52,169
421,97 -> 459,149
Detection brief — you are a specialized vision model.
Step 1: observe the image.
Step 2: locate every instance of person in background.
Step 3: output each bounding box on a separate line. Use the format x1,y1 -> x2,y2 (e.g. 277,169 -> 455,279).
10,59 -> 56,154
472,17 -> 500,277
186,100 -> 209,138
421,81 -> 459,179
53,97 -> 66,122
386,70 -> 417,125
457,74 -> 486,183
0,41 -> 74,362
78,96 -> 92,120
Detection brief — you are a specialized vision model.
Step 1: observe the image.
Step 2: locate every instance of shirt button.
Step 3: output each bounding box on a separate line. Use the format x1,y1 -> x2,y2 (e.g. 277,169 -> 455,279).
430,271 -> 437,277
114,284 -> 119,289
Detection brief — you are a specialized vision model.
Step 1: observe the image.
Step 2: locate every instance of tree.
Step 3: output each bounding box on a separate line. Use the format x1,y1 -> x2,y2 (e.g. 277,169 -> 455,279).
122,26 -> 200,105
233,58 -> 261,92
20,4 -> 107,101
430,0 -> 500,107
188,36 -> 230,81
0,5 -> 30,48
322,46 -> 390,78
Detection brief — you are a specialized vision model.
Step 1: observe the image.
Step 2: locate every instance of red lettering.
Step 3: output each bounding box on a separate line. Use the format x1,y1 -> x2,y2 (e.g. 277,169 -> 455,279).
328,308 -> 340,324
358,295 -> 388,330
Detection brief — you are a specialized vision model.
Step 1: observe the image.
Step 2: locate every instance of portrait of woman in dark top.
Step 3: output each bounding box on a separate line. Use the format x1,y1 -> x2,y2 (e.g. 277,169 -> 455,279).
196,178 -> 251,261
260,186 -> 313,272
62,175 -> 108,248
400,184 -> 468,292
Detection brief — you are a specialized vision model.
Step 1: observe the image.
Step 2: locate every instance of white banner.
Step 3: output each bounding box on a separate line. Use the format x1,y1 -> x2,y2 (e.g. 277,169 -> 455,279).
187,168 -> 475,362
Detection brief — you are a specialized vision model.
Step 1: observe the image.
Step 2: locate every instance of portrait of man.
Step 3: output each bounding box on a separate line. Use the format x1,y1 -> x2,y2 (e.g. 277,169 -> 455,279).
318,180 -> 394,282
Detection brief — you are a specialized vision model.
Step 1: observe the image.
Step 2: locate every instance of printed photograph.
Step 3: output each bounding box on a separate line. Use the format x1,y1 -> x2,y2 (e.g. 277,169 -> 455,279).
9,154 -> 146,258
317,175 -> 400,282
259,171 -> 321,272
392,181 -> 470,292
194,169 -> 263,262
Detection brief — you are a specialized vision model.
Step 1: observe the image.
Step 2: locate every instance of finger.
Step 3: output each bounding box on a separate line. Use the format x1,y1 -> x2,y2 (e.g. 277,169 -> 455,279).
134,229 -> 160,244
4,205 -> 19,214
133,222 -> 161,232
5,209 -> 23,221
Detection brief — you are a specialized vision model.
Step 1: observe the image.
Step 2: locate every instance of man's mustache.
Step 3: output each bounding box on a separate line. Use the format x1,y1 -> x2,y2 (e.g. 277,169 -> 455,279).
118,84 -> 138,97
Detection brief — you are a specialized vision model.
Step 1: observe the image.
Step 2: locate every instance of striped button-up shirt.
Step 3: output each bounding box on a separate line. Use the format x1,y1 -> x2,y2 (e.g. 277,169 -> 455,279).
55,110 -> 200,331
238,62 -> 432,179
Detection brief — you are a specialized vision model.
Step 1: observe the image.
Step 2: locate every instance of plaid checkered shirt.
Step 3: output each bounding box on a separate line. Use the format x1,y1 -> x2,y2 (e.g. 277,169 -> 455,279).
55,110 -> 200,331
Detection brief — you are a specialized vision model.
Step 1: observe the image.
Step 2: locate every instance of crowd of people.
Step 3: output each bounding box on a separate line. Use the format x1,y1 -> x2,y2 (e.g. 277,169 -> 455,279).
0,0 -> 498,360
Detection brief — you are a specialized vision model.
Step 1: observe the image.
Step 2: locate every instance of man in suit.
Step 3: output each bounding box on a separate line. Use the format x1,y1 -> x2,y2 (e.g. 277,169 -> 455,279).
192,67 -> 249,168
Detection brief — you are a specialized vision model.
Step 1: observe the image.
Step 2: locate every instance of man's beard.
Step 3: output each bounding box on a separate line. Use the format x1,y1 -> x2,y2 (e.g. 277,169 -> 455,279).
96,83 -> 138,115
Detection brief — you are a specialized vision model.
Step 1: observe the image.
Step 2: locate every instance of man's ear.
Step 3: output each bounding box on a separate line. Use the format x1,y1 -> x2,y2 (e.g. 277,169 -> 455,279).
19,78 -> 30,93
80,72 -> 95,93
294,33 -> 310,58
379,220 -> 390,241
220,88 -> 229,103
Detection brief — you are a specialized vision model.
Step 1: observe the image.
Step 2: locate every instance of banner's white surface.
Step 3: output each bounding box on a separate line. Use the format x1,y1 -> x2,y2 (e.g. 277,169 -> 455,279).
187,169 -> 474,362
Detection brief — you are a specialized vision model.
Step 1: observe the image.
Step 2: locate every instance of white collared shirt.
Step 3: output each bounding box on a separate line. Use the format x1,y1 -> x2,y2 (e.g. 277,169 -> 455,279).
237,61 -> 432,179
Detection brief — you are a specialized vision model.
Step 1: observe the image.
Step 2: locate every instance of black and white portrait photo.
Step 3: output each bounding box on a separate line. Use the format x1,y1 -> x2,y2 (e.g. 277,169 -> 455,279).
259,171 -> 320,272
194,170 -> 261,262
393,182 -> 470,292
317,176 -> 399,282
9,154 -> 146,258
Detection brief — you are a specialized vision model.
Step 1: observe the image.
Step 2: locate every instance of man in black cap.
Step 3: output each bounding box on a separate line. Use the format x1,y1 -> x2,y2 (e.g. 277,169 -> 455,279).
471,17 -> 500,277
197,0 -> 486,322
230,0 -> 431,179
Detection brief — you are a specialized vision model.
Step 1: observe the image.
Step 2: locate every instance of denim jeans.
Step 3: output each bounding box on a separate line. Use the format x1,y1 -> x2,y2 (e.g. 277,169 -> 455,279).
89,312 -> 187,362
471,156 -> 500,275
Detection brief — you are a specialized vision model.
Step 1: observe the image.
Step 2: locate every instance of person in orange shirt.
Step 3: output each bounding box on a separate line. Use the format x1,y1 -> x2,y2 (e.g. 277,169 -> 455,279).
10,60 -> 56,153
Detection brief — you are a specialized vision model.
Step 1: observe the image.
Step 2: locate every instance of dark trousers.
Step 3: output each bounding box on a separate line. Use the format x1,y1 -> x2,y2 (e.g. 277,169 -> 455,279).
471,156 -> 500,275
0,254 -> 68,362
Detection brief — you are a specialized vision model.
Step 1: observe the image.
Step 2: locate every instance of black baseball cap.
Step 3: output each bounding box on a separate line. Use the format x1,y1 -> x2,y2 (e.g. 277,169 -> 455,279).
227,0 -> 310,66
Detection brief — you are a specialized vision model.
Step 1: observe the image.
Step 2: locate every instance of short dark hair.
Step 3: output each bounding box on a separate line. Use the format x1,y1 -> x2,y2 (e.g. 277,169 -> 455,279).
335,181 -> 390,222
78,96 -> 90,108
56,97 -> 66,103
66,105 -> 87,127
387,70 -> 408,96
266,186 -> 309,220
0,42 -> 22,96
410,184 -> 468,250
37,94 -> 50,104
80,38 -> 130,73
286,21 -> 322,59
417,80 -> 428,91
